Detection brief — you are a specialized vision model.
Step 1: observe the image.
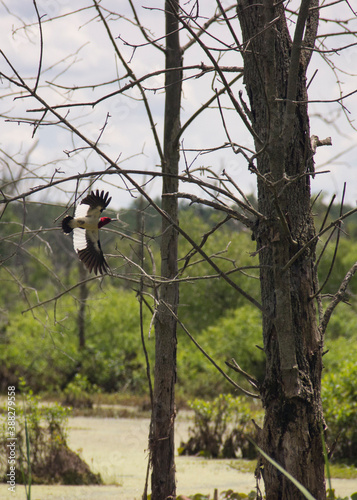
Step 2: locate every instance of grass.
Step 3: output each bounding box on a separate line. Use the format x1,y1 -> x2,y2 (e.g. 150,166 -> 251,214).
329,463 -> 357,480
222,458 -> 357,480
228,459 -> 256,474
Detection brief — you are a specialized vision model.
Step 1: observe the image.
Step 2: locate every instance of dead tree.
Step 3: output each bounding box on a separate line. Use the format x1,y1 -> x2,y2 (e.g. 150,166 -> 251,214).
150,1 -> 182,498
235,1 -> 326,497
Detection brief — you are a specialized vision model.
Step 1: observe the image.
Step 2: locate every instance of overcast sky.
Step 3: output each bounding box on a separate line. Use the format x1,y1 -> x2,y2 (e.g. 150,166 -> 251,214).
1,0 -> 357,210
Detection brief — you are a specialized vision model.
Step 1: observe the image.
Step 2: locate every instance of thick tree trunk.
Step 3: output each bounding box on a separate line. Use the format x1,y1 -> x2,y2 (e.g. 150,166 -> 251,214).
150,1 -> 182,498
237,1 -> 325,498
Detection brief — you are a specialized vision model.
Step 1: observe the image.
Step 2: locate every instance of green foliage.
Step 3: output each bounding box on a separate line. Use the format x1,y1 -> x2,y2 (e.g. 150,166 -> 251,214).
81,287 -> 154,392
176,495 -> 211,500
0,378 -> 99,485
317,237 -> 357,296
0,287 -> 154,394
2,198 -> 357,471
179,210 -> 260,334
328,463 -> 357,479
17,377 -> 70,446
0,201 -> 76,291
321,307 -> 357,465
322,359 -> 357,464
176,488 -> 357,500
177,305 -> 265,398
326,492 -> 357,500
0,306 -> 78,392
220,491 -> 257,499
178,394 -> 263,459
62,374 -> 98,409
323,303 -> 357,341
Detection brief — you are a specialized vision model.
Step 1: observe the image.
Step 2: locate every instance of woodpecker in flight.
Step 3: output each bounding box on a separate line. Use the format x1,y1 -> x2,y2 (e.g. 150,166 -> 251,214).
61,190 -> 112,275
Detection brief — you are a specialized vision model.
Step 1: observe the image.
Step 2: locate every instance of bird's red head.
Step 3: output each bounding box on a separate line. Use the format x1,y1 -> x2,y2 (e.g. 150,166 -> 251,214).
98,217 -> 112,228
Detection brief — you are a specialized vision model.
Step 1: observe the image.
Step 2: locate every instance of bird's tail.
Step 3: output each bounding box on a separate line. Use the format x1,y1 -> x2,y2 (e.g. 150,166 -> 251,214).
62,215 -> 74,234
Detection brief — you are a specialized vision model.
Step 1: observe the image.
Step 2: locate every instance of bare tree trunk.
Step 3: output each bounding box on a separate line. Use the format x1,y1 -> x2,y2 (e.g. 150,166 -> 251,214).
237,1 -> 325,498
150,1 -> 182,498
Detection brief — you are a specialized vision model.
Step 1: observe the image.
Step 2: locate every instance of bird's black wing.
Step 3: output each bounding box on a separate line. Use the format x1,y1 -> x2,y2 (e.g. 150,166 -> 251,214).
81,190 -> 112,212
74,228 -> 109,275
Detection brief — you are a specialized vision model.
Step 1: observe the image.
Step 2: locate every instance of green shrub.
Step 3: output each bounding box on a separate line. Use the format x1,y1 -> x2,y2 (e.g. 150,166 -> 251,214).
324,303 -> 357,341
179,212 -> 260,334
177,305 -> 265,399
62,374 -> 98,409
0,287 -> 154,394
322,359 -> 357,464
317,238 -> 357,297
321,314 -> 357,464
178,394 -> 263,459
0,306 -> 78,392
80,287 -> 154,393
0,378 -> 101,485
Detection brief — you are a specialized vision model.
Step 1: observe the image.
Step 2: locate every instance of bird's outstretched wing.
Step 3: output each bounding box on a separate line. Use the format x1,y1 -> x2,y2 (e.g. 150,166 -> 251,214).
73,227 -> 109,275
74,189 -> 112,224
72,190 -> 111,274
80,189 -> 112,212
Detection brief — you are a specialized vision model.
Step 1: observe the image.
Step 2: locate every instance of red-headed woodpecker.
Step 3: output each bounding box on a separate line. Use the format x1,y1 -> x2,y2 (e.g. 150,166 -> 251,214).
61,190 -> 112,275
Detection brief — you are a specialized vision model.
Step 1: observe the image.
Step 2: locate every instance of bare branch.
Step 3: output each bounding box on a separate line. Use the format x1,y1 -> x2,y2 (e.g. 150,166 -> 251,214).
310,135 -> 332,154
165,192 -> 253,228
30,64 -> 243,113
311,184 -> 346,299
283,0 -> 318,145
277,87 -> 357,106
172,2 -> 262,145
32,0 -> 44,93
21,272 -> 141,314
215,0 -> 242,51
162,300 -> 260,399
178,73 -> 243,143
319,261 -> 357,335
128,0 -> 165,52
92,0 -> 164,164
0,67 -> 265,311
181,4 -> 237,52
283,206 -> 357,272
225,357 -> 260,391
179,215 -> 231,274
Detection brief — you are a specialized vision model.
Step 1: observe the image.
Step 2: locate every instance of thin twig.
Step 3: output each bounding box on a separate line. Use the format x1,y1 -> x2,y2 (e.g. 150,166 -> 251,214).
165,192 -> 253,227
311,184 -> 346,299
162,301 -> 260,399
225,358 -> 260,391
32,0 -> 43,93
138,210 -> 153,500
179,215 -> 231,274
282,206 -> 357,272
92,0 -> 164,164
319,261 -> 357,335
171,1 -> 262,145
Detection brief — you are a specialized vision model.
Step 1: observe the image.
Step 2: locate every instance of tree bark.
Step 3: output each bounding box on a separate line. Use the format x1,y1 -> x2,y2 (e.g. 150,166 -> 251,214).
237,1 -> 325,498
150,1 -> 182,498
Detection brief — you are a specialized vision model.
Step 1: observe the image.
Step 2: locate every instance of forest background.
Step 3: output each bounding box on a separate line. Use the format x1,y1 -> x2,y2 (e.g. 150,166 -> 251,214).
1,196 -> 356,465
